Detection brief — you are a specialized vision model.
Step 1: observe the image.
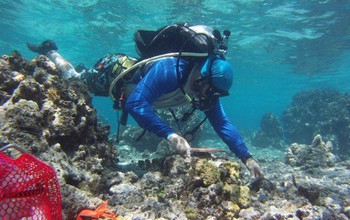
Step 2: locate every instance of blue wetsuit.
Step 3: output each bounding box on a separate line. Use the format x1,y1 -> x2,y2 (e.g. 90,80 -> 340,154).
125,58 -> 252,162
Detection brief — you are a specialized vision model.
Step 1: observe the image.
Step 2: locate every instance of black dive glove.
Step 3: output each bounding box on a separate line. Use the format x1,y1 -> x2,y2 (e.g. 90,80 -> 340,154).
27,40 -> 58,55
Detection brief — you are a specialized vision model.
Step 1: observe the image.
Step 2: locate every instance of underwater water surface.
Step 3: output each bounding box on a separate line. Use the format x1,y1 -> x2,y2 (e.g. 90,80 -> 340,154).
1,0 -> 349,134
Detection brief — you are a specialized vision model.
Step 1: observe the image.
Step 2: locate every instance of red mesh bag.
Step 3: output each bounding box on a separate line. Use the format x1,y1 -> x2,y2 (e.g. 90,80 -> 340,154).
0,144 -> 62,220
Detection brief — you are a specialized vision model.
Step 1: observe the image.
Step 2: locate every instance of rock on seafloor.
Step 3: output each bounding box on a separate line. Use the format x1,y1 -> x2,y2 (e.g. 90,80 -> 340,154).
0,52 -> 116,219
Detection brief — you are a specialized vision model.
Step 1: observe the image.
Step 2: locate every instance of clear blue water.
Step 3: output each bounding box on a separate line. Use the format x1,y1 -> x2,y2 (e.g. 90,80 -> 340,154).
1,0 -> 349,134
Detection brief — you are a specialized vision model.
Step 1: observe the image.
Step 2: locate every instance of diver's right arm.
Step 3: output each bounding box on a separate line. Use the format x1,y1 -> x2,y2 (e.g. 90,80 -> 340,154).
125,58 -> 180,138
124,58 -> 191,156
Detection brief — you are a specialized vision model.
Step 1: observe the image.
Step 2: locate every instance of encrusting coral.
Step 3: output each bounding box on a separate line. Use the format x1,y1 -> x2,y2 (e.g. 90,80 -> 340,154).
186,158 -> 251,217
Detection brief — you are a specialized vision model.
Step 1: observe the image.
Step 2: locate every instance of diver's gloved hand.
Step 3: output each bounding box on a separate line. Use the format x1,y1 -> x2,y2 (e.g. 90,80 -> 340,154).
245,158 -> 264,180
27,40 -> 58,55
167,133 -> 191,158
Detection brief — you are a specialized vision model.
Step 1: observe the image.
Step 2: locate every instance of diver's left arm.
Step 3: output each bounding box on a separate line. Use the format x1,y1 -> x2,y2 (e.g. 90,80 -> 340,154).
205,101 -> 264,180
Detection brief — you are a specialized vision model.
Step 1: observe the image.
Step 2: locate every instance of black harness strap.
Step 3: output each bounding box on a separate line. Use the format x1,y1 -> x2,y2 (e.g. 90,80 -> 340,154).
184,116 -> 208,142
136,129 -> 148,142
168,108 -> 183,135
168,105 -> 208,142
116,110 -> 121,143
115,88 -> 128,143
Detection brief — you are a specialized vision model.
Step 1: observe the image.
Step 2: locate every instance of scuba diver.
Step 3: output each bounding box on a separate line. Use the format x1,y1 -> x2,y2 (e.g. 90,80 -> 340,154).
27,24 -> 264,181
